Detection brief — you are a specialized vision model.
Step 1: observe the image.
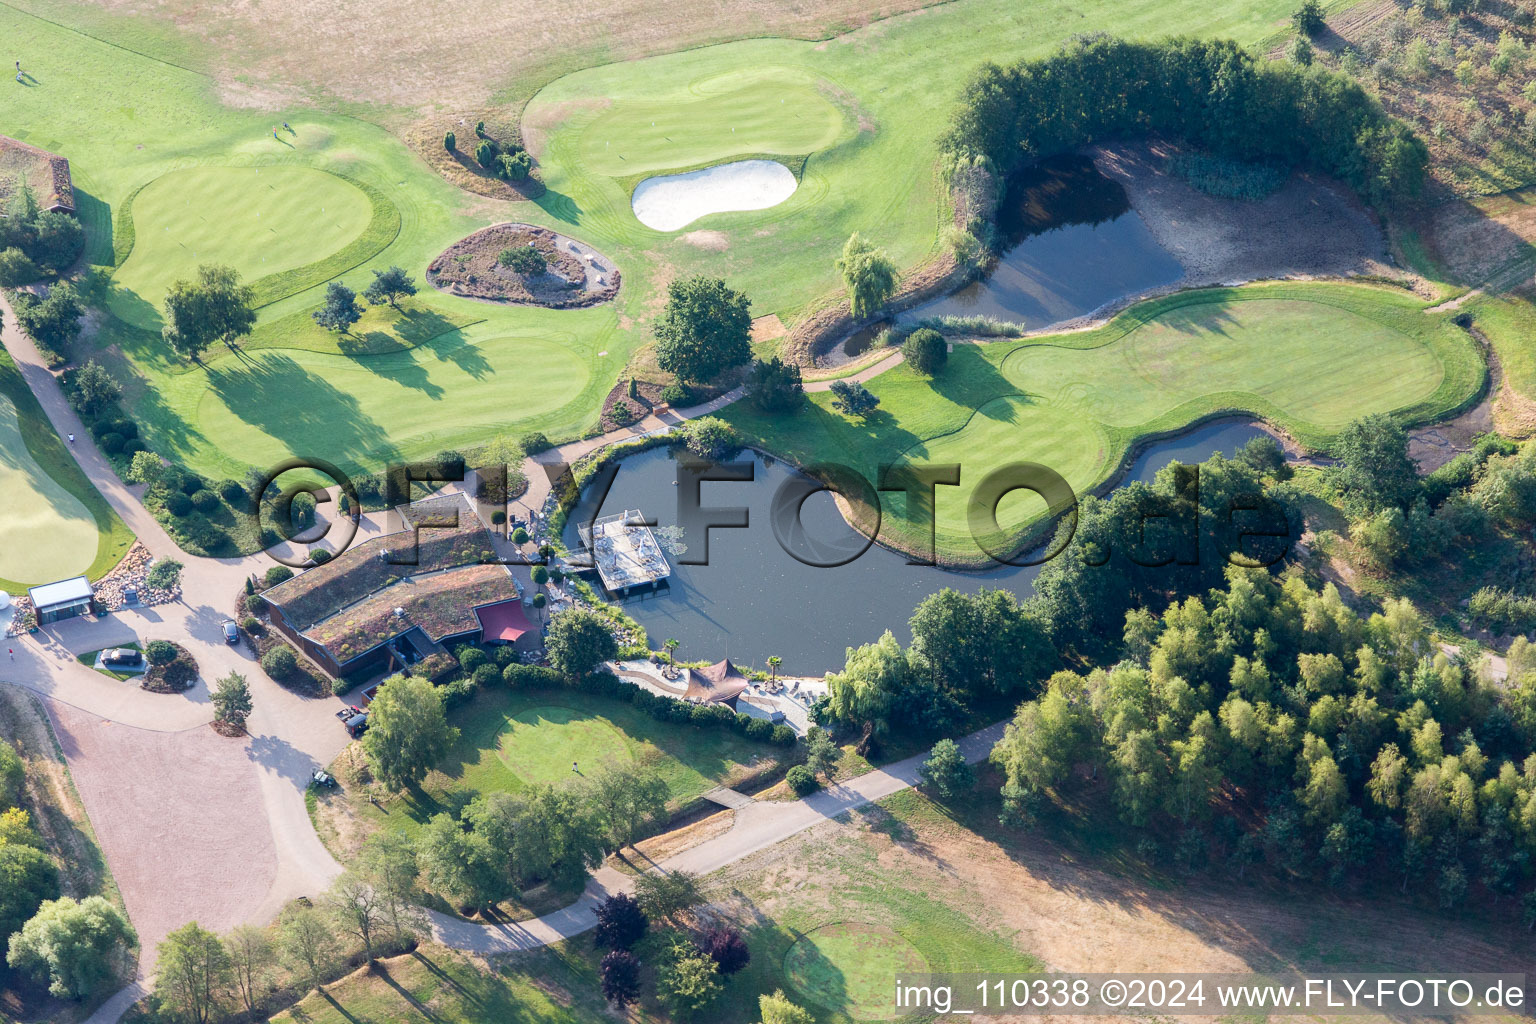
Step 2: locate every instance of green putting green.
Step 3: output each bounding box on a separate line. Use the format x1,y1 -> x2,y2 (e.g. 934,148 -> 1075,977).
573,68 -> 847,178
0,395 -> 100,586
109,166 -> 375,328
784,922 -> 930,1020
497,705 -> 635,787
724,284 -> 1485,562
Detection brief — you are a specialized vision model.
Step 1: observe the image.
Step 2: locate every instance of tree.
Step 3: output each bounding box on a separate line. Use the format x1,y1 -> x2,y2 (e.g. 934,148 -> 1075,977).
415,812 -> 505,911
29,211 -> 84,272
1332,414 -> 1418,515
699,925 -> 750,975
362,675 -> 459,791
223,924 -> 276,1017
162,264 -> 256,361
6,896 -> 135,1001
824,630 -> 960,743
746,357 -> 804,413
590,766 -> 669,851
919,738 -> 975,799
312,281 -> 363,333
156,922 -> 232,1024
0,843 -> 60,945
444,131 -> 456,151
593,893 -> 648,950
1285,33 -> 1313,66
0,741 -> 24,807
786,765 -> 818,796
276,903 -> 339,994
498,246 -> 546,275
1292,0 -> 1324,34
71,360 -> 120,415
127,451 -> 164,486
678,417 -> 739,459
13,283 -> 82,356
475,139 -> 497,167
359,829 -> 424,943
656,939 -> 722,1015
828,379 -> 879,419
363,266 -> 417,308
902,327 -> 947,375
146,558 -> 184,592
634,869 -> 701,924
653,276 -> 752,385
261,645 -> 298,680
665,638 -> 680,667
805,728 -> 838,778
600,949 -> 642,1007
836,233 -> 897,319
326,869 -> 385,963
544,608 -> 618,679
211,672 -> 253,730
497,150 -> 534,181
760,989 -> 816,1024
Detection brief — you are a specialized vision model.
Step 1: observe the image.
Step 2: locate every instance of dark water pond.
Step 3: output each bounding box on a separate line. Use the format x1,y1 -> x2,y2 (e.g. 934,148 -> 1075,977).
913,154 -> 1184,328
566,419 -> 1277,674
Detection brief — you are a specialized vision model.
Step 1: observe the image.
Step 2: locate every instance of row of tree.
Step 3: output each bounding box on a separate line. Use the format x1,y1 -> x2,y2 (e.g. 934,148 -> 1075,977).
941,34 -> 1429,207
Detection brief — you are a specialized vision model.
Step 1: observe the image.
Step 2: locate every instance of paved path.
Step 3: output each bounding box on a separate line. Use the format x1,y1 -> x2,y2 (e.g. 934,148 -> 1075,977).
428,722 -> 1005,952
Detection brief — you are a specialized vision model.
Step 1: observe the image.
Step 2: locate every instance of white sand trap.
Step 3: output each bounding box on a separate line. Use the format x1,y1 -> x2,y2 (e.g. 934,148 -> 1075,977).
632,160 -> 797,232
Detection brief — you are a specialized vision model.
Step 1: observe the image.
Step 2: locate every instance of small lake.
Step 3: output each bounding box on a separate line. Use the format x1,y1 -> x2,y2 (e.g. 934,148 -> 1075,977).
566,419 -> 1277,674
912,154 -> 1183,328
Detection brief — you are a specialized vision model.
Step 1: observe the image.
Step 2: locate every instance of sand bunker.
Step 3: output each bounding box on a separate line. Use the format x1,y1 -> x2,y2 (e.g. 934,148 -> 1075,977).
632,159 -> 797,232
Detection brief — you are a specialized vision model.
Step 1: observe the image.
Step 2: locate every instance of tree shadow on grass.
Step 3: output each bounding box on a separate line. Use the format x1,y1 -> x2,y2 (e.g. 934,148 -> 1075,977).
535,188 -> 584,226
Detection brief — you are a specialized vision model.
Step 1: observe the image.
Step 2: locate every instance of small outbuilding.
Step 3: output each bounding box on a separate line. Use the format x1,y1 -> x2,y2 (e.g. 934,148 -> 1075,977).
28,576 -> 93,624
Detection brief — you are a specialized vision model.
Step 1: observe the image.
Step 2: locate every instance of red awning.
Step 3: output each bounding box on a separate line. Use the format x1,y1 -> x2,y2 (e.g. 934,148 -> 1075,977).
475,600 -> 533,643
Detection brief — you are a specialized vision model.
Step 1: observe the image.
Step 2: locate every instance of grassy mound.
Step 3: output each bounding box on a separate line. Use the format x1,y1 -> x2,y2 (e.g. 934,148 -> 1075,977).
784,922 -> 930,1020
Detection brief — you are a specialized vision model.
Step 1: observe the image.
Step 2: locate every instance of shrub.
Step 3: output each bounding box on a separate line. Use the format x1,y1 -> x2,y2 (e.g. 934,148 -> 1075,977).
660,382 -> 694,406
178,474 -> 204,497
145,640 -> 178,666
164,492 -> 193,517
498,245 -> 546,275
511,527 -> 529,545
122,438 -> 147,455
497,150 -> 533,181
608,400 -> 637,425
261,646 -> 299,680
746,357 -> 803,413
245,593 -> 267,615
264,566 -> 294,587
593,893 -> 648,950
308,547 -> 331,564
458,647 -> 488,673
190,489 -> 219,512
786,764 -> 818,796
503,663 -> 563,688
699,926 -> 751,975
0,247 -> 40,286
240,616 -> 262,635
111,419 -> 139,441
520,431 -> 553,454
475,139 -> 497,167
162,659 -> 196,689
98,432 -> 125,455
472,663 -> 500,687
218,479 -> 247,504
770,724 -> 797,746
902,327 -> 948,375
678,417 -> 738,460
444,131 -> 456,151
1468,586 -> 1536,635
743,717 -> 774,742
491,510 -> 506,525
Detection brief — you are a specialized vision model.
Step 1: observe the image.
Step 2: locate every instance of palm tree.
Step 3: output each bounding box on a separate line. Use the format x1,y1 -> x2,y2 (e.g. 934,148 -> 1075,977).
767,656 -> 782,689
664,638 -> 679,671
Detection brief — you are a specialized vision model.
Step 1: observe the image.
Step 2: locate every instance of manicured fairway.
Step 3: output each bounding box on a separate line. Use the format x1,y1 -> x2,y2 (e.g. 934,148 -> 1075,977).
0,396 -> 99,585
109,166 -> 375,328
785,922 -> 931,1020
724,284 -> 1485,562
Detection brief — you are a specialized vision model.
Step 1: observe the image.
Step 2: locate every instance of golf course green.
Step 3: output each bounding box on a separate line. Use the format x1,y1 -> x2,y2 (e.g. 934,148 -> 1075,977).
723,284 -> 1485,562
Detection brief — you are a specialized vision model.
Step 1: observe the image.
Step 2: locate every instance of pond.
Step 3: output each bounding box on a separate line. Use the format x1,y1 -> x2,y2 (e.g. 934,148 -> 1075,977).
566,419 -> 1278,675
631,159 -> 798,232
912,154 -> 1183,328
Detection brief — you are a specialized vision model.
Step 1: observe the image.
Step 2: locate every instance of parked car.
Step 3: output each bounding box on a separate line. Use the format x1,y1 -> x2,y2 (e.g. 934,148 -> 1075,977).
334,705 -> 369,738
221,620 -> 239,644
102,648 -> 143,668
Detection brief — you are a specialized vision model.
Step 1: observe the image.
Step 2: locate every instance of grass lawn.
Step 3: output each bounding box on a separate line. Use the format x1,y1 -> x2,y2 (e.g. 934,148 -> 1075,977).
75,642 -> 144,682
317,686 -> 785,855
269,945 -> 621,1024
723,282 -> 1485,563
1464,291 -> 1536,435
1,0 -> 1313,490
0,349 -> 132,591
